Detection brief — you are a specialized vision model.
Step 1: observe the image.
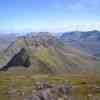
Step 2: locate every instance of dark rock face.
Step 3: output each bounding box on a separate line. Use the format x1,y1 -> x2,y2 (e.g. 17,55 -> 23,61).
0,48 -> 31,71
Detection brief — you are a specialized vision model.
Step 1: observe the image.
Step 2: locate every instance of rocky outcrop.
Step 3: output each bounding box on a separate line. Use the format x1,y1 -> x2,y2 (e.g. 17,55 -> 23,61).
24,82 -> 72,100
0,48 -> 31,71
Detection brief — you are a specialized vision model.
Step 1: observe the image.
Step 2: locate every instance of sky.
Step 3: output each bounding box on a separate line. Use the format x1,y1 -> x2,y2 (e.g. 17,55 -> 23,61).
0,0 -> 100,33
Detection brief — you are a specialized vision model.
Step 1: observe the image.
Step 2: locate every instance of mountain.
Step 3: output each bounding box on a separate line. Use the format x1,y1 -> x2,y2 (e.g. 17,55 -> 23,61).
60,30 -> 100,57
0,48 -> 31,71
0,32 -> 99,74
0,33 -> 17,51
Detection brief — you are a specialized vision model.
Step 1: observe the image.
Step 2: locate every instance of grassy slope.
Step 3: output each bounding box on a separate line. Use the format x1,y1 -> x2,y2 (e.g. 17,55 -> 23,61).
0,46 -> 100,99
0,71 -> 100,100
34,47 -> 64,68
32,45 -> 97,73
0,35 -> 98,73
0,55 -> 6,65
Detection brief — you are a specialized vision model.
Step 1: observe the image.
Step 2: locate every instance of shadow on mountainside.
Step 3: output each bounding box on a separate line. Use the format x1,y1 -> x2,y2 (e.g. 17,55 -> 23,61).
0,48 -> 31,71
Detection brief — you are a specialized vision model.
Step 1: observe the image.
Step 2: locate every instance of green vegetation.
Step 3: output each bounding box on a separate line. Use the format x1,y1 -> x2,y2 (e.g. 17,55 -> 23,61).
55,39 -> 65,48
0,71 -> 99,100
34,48 -> 64,68
0,55 -> 5,65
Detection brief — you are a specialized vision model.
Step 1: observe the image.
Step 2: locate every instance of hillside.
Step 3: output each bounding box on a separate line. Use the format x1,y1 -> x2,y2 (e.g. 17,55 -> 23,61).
0,32 -> 99,74
0,33 -> 16,51
0,32 -> 100,100
60,30 -> 100,57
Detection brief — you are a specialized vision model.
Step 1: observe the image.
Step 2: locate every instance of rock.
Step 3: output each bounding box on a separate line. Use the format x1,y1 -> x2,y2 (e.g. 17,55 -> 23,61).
24,96 -> 41,100
51,84 -> 72,95
0,48 -> 31,71
25,83 -> 72,100
38,89 -> 51,100
35,81 -> 53,90
59,84 -> 72,94
95,86 -> 100,92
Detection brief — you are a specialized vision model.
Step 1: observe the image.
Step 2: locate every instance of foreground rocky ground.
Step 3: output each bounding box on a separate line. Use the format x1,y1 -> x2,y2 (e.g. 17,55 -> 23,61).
7,82 -> 100,100
9,82 -> 72,100
0,72 -> 99,100
24,83 -> 100,100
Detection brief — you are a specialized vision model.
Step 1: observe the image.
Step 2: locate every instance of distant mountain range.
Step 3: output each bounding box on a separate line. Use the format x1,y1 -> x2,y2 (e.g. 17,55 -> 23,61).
60,30 -> 100,57
0,32 -> 99,74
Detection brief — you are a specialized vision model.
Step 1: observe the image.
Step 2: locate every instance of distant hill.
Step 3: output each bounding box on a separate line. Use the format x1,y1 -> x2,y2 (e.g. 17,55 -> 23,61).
60,30 -> 100,57
0,32 -> 99,74
0,33 -> 17,51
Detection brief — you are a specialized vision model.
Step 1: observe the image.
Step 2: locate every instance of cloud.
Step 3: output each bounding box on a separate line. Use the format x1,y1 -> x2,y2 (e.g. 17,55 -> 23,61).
96,22 -> 100,26
52,0 -> 100,11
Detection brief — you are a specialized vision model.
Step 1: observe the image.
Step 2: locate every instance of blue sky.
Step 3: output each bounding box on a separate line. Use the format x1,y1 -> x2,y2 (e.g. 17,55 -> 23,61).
0,0 -> 100,33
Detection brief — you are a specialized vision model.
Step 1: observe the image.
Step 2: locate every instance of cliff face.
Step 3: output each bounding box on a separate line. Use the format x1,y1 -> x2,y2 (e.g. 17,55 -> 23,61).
0,48 -> 31,71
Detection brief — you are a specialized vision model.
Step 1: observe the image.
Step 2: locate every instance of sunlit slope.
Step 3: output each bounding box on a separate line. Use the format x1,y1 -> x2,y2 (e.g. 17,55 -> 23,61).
0,33 -> 98,74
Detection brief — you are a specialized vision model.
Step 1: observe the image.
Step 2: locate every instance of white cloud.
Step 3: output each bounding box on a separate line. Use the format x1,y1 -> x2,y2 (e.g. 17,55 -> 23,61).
54,0 -> 100,11
96,22 -> 100,26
